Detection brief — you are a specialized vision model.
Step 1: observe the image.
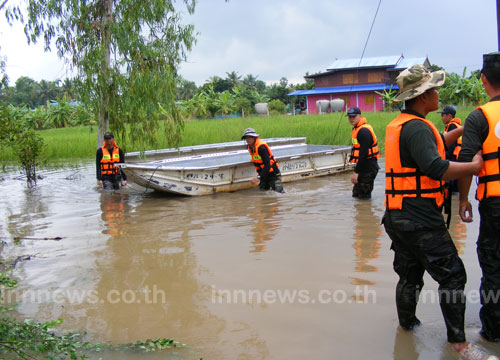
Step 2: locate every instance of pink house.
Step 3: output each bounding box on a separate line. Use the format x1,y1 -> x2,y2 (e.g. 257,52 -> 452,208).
288,55 -> 431,114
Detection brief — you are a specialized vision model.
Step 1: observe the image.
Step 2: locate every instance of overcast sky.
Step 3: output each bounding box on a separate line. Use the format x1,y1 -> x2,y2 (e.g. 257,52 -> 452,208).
0,0 -> 497,86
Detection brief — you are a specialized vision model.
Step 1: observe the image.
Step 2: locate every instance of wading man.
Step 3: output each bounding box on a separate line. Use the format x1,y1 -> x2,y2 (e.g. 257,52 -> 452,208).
347,106 -> 381,199
383,65 -> 483,357
242,128 -> 284,193
440,105 -> 462,193
459,52 -> 500,345
96,132 -> 127,190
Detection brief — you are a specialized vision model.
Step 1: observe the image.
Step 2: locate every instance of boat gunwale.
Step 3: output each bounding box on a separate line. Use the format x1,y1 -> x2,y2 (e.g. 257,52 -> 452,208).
124,137 -> 308,160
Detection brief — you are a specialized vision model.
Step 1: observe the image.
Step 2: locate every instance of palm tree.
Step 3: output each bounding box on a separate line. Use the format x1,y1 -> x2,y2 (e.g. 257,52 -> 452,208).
242,74 -> 258,89
62,78 -> 75,101
225,71 -> 241,88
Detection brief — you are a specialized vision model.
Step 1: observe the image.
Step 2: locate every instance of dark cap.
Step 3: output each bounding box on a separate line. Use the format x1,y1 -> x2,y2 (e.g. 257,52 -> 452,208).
438,105 -> 456,116
482,52 -> 500,72
347,107 -> 361,116
103,132 -> 114,140
241,128 -> 259,139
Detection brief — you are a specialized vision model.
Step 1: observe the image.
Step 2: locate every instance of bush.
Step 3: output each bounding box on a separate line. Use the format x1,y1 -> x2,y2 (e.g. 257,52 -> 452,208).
268,99 -> 285,114
233,97 -> 252,116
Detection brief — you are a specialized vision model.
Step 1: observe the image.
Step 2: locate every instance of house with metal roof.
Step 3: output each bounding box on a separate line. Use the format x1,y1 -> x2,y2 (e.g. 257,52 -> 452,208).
288,55 -> 431,114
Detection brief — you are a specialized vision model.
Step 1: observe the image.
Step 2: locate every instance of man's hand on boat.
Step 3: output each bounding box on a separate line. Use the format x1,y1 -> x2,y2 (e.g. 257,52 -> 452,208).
250,177 -> 260,185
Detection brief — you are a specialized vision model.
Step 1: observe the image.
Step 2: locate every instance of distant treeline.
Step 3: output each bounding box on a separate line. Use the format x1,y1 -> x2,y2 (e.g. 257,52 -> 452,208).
0,67 -> 488,122
0,77 -> 78,108
0,72 -> 315,111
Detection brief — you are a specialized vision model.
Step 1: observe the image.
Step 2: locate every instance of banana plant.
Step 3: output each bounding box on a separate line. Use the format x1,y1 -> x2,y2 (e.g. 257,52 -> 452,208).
375,87 -> 400,111
252,90 -> 270,104
215,91 -> 235,119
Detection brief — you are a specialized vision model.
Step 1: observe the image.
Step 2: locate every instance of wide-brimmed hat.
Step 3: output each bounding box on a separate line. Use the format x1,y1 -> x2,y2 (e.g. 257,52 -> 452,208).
241,128 -> 259,139
395,65 -> 446,102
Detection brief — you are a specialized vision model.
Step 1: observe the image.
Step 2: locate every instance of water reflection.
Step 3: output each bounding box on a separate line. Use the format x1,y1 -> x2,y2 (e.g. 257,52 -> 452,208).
351,201 -> 382,286
248,197 -> 280,254
100,192 -> 128,237
451,222 -> 467,255
4,164 -> 498,359
7,186 -> 49,238
89,191 -> 270,358
393,327 -> 419,360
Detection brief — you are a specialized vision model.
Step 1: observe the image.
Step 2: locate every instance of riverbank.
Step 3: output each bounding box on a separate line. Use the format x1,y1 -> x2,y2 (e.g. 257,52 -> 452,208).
0,107 -> 476,165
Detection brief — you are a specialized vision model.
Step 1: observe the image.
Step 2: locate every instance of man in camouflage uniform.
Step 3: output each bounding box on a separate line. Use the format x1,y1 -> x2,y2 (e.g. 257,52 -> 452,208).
459,52 -> 500,344
383,65 -> 484,357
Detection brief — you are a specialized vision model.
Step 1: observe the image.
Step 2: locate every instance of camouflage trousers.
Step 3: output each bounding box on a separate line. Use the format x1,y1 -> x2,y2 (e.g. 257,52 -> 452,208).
259,175 -> 284,193
352,168 -> 378,199
383,213 -> 467,343
477,203 -> 500,341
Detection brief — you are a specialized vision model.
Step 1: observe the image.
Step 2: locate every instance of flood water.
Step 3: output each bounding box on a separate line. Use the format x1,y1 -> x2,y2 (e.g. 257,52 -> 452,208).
1,161 -> 500,359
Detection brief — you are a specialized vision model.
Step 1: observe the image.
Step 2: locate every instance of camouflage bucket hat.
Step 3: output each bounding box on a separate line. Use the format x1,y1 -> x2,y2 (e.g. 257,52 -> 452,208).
395,64 -> 446,102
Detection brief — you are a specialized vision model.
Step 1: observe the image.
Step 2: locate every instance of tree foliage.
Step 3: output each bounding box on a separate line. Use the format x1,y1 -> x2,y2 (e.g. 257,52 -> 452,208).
22,0 -> 197,150
438,67 -> 488,106
0,104 -> 45,184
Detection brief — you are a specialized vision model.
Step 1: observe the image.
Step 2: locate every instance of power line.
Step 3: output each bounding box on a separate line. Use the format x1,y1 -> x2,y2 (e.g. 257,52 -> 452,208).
332,0 -> 382,145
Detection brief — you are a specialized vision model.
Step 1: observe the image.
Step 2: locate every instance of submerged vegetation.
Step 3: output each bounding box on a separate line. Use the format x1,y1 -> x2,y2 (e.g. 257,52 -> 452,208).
0,271 -> 186,359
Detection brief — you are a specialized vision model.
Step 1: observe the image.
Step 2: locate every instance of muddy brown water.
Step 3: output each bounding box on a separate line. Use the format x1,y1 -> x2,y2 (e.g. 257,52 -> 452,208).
1,162 -> 499,359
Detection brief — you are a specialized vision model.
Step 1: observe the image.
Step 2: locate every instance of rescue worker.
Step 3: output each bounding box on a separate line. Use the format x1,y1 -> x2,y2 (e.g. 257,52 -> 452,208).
383,64 -> 483,357
440,105 -> 462,193
440,105 -> 462,161
347,107 -> 381,199
242,128 -> 284,193
459,52 -> 500,344
96,132 -> 127,190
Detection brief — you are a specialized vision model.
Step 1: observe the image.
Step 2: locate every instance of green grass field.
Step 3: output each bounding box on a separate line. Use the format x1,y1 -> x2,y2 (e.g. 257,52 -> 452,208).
0,106 -> 477,165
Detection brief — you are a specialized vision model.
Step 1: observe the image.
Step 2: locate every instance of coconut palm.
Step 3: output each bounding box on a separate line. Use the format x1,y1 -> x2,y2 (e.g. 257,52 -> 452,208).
225,71 -> 241,88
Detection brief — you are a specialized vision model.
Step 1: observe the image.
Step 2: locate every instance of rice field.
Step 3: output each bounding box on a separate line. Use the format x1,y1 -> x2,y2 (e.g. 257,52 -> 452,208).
0,106 -> 477,165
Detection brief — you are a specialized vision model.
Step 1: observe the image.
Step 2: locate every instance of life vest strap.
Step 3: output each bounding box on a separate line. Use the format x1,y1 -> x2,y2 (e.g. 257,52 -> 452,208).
478,174 -> 500,184
386,187 -> 444,195
482,151 -> 500,161
386,171 -> 422,178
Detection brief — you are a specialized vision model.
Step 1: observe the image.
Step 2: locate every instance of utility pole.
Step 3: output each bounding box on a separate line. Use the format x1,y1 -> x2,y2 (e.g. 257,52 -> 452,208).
498,0 -> 500,50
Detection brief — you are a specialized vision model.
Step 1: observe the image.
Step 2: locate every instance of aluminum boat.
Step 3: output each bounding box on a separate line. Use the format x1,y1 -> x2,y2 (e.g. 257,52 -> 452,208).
118,138 -> 353,196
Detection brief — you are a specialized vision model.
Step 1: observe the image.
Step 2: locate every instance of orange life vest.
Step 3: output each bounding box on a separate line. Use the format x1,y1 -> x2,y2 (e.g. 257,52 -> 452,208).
100,144 -> 120,176
476,102 -> 500,200
248,138 -> 279,174
444,118 -> 462,157
350,118 -> 381,163
385,113 -> 447,210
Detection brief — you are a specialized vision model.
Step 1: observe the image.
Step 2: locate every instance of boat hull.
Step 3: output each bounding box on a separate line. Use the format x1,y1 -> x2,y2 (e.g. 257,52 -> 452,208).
119,140 -> 353,196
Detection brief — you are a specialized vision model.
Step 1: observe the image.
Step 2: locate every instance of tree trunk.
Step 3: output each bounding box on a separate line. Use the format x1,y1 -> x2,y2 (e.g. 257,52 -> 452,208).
96,0 -> 113,149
